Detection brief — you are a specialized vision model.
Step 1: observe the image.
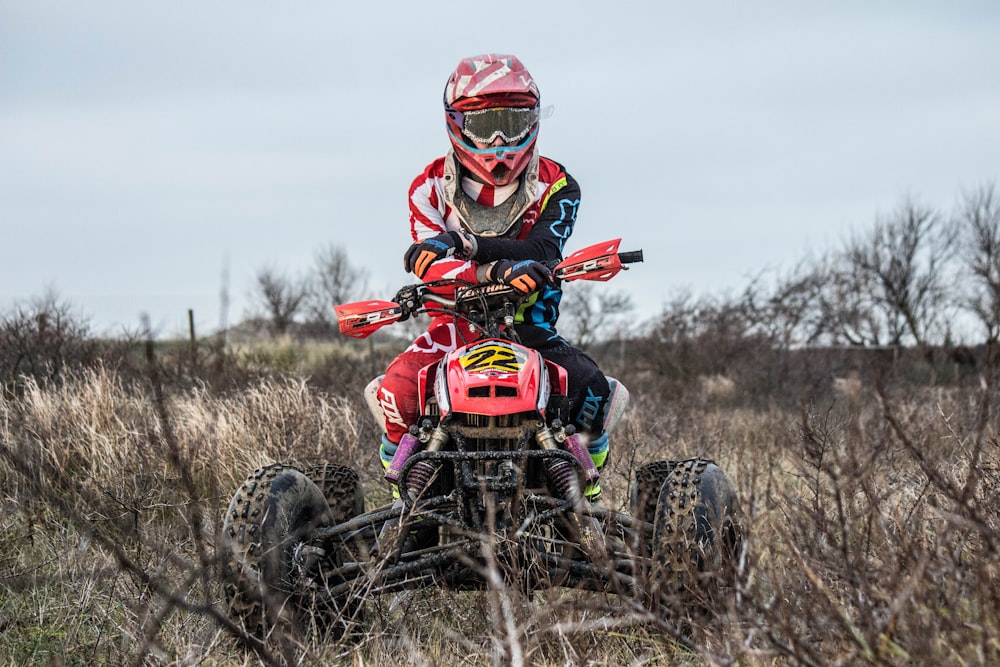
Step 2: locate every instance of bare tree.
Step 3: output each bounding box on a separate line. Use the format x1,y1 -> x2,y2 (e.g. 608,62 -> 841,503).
959,183 -> 1000,343
1,288 -> 96,389
558,282 -> 635,349
742,258 -> 831,347
252,267 -> 308,336
739,254 -> 883,349
838,199 -> 956,350
303,244 -> 369,334
815,251 -> 888,346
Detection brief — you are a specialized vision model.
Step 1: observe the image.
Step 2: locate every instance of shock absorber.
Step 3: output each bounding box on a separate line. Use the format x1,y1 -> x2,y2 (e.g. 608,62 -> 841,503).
535,422 -> 601,501
535,424 -> 609,563
535,424 -> 582,502
404,424 -> 449,498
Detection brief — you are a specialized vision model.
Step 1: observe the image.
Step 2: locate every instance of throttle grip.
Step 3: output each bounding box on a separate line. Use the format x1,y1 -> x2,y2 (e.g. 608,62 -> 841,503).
618,250 -> 644,264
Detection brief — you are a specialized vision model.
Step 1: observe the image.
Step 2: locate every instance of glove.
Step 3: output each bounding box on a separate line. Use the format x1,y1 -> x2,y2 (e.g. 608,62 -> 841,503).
488,259 -> 553,294
403,231 -> 465,279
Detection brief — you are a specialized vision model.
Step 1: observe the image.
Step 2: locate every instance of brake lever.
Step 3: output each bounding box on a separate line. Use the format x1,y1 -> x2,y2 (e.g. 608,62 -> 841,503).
392,285 -> 421,321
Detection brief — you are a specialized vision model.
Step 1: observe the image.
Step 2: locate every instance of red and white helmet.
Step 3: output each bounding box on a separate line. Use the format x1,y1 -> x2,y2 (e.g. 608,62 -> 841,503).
444,54 -> 541,187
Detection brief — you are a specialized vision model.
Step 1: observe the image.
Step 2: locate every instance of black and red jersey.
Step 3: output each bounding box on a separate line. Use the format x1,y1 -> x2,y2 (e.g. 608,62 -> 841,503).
407,152 -> 582,345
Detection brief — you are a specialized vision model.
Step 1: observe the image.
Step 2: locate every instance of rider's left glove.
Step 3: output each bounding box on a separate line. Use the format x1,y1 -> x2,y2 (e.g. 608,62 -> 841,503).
488,259 -> 553,294
403,231 -> 475,279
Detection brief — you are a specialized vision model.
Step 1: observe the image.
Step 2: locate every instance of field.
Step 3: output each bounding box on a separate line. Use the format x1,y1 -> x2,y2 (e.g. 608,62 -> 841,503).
1,338 -> 998,666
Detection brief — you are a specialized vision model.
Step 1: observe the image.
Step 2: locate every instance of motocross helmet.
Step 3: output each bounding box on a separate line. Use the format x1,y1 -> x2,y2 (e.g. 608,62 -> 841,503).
444,54 -> 541,188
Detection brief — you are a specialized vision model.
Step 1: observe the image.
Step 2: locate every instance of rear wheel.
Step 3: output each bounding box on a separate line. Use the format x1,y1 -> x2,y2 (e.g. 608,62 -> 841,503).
631,461 -> 679,539
222,462 -> 361,642
642,458 -> 743,625
302,463 -> 366,633
303,463 -> 364,523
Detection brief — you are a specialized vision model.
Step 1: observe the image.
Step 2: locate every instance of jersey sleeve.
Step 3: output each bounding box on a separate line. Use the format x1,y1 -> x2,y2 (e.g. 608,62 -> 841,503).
408,161 -> 446,242
407,162 -> 481,283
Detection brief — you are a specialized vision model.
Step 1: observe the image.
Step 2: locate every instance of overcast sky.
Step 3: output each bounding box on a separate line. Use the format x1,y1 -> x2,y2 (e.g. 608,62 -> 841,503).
2,1 -> 998,338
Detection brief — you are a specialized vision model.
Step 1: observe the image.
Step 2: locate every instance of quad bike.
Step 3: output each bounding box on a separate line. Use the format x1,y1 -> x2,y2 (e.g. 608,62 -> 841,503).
220,239 -> 743,642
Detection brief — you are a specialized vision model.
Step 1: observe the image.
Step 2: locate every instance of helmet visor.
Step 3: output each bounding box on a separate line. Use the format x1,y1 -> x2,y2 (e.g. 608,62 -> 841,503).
459,107 -> 540,144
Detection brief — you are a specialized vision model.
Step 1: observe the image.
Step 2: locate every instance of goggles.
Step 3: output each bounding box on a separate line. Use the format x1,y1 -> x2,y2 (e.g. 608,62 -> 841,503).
454,107 -> 540,144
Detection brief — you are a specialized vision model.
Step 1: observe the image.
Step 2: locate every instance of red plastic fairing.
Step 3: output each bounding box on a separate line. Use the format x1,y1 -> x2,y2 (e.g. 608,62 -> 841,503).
417,361 -> 439,416
334,300 -> 402,339
444,339 -> 543,416
543,359 -> 568,396
554,238 -> 623,282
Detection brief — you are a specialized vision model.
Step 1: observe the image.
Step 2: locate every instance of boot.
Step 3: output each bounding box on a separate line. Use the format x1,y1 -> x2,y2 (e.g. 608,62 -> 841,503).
583,432 -> 609,504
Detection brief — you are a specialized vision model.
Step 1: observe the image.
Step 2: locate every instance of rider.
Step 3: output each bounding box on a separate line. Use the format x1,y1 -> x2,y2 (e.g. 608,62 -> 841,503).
377,53 -> 611,502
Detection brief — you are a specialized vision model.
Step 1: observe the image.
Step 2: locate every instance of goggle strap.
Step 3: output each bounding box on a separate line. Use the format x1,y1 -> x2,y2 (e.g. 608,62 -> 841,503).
449,126 -> 538,157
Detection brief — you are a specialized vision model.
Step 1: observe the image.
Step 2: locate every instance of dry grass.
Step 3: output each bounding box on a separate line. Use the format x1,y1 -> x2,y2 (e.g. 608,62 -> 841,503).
2,351 -> 999,665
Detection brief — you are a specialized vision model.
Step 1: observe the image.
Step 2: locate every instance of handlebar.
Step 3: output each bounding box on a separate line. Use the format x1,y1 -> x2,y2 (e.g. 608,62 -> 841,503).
335,239 -> 643,340
422,292 -> 457,310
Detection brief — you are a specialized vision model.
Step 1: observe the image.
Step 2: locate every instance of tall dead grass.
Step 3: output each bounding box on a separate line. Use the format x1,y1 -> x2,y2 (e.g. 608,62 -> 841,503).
1,351 -> 998,665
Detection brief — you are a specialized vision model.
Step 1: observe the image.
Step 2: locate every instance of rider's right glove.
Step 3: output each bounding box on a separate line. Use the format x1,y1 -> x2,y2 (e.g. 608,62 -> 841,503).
488,259 -> 553,294
403,231 -> 476,279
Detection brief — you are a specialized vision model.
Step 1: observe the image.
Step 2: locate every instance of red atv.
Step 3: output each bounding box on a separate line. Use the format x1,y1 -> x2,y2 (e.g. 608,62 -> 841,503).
220,239 -> 743,640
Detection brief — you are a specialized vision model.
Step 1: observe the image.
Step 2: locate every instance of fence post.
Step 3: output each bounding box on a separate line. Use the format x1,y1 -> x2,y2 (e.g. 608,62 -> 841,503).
188,309 -> 197,367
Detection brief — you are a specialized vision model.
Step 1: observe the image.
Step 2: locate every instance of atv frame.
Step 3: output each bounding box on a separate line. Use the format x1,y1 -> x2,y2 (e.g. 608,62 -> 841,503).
220,239 -> 743,642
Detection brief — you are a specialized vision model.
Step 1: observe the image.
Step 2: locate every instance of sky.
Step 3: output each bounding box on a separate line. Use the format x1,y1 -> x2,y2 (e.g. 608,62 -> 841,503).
2,1 -> 998,339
